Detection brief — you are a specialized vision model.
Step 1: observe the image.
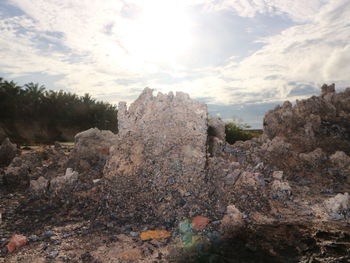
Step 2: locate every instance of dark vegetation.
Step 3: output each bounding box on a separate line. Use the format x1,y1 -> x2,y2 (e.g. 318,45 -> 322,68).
0,76 -> 259,145
225,121 -> 261,144
0,77 -> 118,144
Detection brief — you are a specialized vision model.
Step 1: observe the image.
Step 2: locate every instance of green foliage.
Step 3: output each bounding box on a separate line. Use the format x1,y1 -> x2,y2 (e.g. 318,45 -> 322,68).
225,119 -> 258,144
0,77 -> 118,143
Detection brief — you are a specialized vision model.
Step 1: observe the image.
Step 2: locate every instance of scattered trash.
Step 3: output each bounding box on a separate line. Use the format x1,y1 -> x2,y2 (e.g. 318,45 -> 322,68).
192,216 -> 210,231
140,230 -> 171,240
6,234 -> 28,253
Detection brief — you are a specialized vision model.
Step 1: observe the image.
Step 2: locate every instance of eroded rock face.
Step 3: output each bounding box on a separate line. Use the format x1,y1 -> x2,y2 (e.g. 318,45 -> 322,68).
103,88 -> 208,223
263,84 -> 350,154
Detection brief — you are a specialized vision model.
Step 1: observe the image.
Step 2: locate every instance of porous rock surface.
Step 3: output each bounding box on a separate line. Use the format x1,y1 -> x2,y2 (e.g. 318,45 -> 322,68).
263,84 -> 350,154
103,88 -> 209,223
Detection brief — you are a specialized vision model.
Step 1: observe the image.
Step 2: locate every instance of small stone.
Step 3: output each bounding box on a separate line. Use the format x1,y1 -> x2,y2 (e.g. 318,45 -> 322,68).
28,235 -> 40,242
62,234 -> 71,239
42,243 -> 49,250
272,171 -> 284,180
47,250 -> 59,259
52,239 -> 61,245
43,230 -> 56,239
93,178 -> 101,184
130,231 -> 139,237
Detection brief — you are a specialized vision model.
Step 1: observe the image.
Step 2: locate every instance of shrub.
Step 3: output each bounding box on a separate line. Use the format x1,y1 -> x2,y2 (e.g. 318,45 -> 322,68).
225,121 -> 258,144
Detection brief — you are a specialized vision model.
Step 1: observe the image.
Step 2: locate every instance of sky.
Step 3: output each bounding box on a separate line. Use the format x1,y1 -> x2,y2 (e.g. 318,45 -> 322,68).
1,0 -> 350,128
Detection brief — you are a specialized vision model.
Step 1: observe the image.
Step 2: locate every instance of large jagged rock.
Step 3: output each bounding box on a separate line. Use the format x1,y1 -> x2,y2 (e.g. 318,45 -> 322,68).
103,88 -> 208,223
0,138 -> 17,167
263,84 -> 350,154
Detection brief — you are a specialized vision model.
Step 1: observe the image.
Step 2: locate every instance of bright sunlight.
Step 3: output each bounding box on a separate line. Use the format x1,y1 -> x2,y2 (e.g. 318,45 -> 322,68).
120,1 -> 194,64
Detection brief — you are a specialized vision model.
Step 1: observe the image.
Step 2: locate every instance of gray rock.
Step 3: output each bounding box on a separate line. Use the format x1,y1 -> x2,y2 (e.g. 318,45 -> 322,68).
29,176 -> 49,196
43,230 -> 56,238
47,250 -> 59,259
28,235 -> 40,242
263,84 -> 350,154
129,231 -> 139,237
0,138 -> 17,167
70,128 -> 117,175
49,168 -> 78,195
208,118 -> 226,141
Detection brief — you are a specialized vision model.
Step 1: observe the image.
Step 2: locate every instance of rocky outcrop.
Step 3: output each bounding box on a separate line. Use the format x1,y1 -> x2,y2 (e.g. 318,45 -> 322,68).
0,138 -> 17,167
263,84 -> 350,154
103,88 -> 208,223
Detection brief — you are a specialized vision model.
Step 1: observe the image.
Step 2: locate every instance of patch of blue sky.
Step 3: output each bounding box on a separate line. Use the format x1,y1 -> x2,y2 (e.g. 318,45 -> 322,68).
4,72 -> 66,91
208,101 -> 282,128
0,2 -> 24,18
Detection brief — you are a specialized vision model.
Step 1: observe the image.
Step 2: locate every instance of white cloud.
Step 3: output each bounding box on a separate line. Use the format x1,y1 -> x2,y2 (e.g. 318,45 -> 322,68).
0,0 -> 350,111
203,0 -> 327,23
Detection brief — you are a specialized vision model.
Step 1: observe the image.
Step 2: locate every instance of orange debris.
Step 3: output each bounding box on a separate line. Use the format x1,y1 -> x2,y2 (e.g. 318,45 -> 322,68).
6,234 -> 28,253
140,230 -> 171,240
192,216 -> 210,231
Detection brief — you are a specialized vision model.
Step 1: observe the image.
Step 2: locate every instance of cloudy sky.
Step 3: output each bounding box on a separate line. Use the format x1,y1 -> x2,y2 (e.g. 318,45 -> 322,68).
1,0 -> 350,128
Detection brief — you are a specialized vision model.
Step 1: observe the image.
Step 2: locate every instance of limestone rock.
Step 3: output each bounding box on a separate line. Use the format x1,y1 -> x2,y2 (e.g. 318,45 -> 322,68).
29,176 -> 49,196
271,180 -> 292,200
272,171 -> 283,180
323,193 -> 350,219
3,166 -> 29,188
221,205 -> 244,234
70,128 -> 117,176
50,168 -> 78,195
263,84 -> 350,154
0,138 -> 17,167
103,88 -> 208,222
330,151 -> 350,168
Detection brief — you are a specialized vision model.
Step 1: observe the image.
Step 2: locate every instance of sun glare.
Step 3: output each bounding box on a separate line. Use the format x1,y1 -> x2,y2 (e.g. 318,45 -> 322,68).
121,1 -> 193,64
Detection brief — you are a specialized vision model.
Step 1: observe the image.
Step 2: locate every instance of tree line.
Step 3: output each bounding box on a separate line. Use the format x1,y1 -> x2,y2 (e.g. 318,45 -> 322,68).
0,77 -> 118,143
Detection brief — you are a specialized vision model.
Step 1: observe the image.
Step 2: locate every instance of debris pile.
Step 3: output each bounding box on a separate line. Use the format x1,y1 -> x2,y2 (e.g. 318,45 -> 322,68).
1,84 -> 350,262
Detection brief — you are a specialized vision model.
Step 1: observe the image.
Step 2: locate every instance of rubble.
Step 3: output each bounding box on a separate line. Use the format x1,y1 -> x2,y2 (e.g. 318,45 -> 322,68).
2,84 -> 350,262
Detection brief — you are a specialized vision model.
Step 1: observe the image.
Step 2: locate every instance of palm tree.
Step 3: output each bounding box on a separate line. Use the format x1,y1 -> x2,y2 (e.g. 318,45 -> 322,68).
24,82 -> 46,96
